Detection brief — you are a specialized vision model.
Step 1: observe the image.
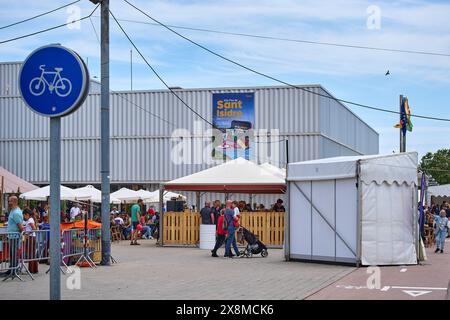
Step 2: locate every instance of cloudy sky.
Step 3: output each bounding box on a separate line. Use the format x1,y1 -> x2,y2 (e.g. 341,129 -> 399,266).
1,0 -> 449,159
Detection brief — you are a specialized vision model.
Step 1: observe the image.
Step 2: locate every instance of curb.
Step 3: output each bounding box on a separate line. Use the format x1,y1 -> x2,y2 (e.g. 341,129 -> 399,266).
447,280 -> 450,300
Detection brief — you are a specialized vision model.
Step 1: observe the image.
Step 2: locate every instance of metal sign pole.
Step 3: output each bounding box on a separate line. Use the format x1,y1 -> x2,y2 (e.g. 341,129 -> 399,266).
49,117 -> 61,300
100,0 -> 111,265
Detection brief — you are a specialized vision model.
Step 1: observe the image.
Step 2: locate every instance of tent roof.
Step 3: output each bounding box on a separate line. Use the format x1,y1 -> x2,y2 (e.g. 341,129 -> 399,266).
144,190 -> 186,203
0,166 -> 38,194
259,163 -> 286,180
288,152 -> 418,185
165,158 -> 286,194
428,184 -> 450,197
74,185 -> 121,204
110,188 -> 141,202
19,185 -> 91,201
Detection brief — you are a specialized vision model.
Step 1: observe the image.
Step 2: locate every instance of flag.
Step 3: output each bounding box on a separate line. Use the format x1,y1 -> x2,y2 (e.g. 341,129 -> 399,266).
394,97 -> 413,135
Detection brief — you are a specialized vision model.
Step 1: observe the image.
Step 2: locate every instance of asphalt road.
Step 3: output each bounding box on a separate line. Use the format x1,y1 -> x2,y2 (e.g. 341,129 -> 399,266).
307,239 -> 450,300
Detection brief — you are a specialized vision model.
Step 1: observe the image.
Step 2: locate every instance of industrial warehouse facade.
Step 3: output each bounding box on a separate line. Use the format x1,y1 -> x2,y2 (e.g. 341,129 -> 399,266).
0,61 -> 379,205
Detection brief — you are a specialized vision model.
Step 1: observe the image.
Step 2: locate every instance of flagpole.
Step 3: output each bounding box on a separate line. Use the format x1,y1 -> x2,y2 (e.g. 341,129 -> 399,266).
400,94 -> 406,153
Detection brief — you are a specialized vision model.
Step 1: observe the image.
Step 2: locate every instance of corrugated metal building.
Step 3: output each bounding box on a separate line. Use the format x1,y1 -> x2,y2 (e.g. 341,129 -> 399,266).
0,61 -> 378,206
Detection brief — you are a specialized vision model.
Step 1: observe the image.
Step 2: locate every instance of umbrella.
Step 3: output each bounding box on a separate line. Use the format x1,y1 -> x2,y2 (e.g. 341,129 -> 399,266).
74,185 -> 121,204
19,185 -> 91,201
145,190 -> 186,203
110,187 -> 141,203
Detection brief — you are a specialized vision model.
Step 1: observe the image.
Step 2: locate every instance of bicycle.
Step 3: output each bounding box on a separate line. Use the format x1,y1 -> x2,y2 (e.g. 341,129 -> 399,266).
29,65 -> 72,97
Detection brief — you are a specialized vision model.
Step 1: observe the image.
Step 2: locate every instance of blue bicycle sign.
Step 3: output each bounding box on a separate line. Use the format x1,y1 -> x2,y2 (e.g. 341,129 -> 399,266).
19,44 -> 89,118
30,65 -> 72,97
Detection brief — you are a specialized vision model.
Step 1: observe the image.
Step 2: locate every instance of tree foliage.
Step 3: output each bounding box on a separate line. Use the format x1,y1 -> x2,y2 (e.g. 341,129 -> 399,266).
419,149 -> 450,185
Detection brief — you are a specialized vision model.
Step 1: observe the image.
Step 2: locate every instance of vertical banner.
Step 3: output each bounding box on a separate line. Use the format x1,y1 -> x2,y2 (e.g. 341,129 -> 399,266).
212,92 -> 254,161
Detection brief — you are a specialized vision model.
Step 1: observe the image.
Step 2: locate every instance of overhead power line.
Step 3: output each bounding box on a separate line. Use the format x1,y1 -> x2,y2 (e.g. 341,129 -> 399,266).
101,15 -> 450,58
109,9 -> 214,127
0,0 -> 81,31
87,15 -> 177,128
0,4 -> 99,45
123,0 -> 450,123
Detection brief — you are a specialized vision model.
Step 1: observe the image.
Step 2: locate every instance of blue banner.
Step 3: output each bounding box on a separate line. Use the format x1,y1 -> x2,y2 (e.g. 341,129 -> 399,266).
212,92 -> 254,161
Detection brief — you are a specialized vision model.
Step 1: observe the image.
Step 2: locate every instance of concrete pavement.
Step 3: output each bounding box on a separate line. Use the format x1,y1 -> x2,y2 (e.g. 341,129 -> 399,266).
0,240 -> 353,300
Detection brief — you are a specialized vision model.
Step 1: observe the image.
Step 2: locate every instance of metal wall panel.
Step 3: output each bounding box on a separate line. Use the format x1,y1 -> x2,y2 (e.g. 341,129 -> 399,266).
319,87 -> 379,155
1,62 -> 378,186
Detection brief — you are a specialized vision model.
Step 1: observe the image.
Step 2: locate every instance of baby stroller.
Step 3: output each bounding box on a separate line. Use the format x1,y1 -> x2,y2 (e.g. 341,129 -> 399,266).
237,227 -> 268,258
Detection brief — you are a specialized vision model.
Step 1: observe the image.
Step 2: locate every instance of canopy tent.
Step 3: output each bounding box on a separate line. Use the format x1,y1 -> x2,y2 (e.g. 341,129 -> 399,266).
287,152 -> 418,266
74,185 -> 121,204
427,184 -> 450,199
165,158 -> 286,194
135,189 -> 154,201
427,184 -> 450,205
0,166 -> 38,194
19,185 -> 91,201
259,162 -> 286,180
110,187 -> 142,203
144,190 -> 186,203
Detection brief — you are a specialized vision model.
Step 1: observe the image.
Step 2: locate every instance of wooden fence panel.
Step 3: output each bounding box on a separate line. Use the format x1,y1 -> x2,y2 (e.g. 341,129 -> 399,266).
163,211 -> 284,247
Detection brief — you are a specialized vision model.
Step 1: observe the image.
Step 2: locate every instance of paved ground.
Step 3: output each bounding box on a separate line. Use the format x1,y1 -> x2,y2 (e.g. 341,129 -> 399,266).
0,240 -> 353,300
308,239 -> 450,300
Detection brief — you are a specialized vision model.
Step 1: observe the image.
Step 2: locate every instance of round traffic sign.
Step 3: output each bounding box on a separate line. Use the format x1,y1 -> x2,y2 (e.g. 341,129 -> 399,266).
19,44 -> 90,117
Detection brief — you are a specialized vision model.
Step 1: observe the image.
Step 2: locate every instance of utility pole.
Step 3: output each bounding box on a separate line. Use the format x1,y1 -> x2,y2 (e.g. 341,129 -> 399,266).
130,49 -> 133,91
90,0 -> 111,265
399,95 -> 406,153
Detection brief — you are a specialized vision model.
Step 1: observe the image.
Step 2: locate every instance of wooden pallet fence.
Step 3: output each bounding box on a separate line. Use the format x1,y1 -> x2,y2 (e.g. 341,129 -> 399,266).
163,211 -> 284,247
163,211 -> 200,246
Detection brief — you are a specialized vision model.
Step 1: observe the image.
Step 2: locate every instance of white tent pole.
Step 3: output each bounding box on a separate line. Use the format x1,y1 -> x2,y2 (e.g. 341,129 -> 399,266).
356,161 -> 362,267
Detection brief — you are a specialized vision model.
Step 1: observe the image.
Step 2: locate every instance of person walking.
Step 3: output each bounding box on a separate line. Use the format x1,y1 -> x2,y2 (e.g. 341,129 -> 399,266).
224,200 -> 240,258
211,209 -> 227,257
434,209 -> 449,253
130,199 -> 143,245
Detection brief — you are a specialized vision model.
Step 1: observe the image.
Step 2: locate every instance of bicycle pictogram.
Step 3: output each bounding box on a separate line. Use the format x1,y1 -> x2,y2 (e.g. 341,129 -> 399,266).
29,65 -> 72,97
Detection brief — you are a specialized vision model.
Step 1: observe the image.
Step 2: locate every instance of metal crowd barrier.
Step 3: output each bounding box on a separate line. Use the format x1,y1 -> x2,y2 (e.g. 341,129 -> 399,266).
61,228 -> 85,270
20,230 -> 50,280
2,228 -> 103,281
0,232 -> 22,281
63,228 -> 102,271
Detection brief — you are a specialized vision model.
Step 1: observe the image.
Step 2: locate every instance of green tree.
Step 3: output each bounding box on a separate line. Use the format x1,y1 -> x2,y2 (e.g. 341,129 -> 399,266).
419,149 -> 450,185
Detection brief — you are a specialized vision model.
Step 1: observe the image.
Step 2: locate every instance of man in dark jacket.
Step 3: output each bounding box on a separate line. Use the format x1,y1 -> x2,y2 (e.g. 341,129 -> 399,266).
200,201 -> 214,225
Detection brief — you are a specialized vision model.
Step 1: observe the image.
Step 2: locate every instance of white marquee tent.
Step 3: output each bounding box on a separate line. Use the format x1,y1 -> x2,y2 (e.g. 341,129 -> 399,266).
74,185 -> 121,204
287,152 -> 418,266
427,184 -> 450,204
19,185 -> 91,201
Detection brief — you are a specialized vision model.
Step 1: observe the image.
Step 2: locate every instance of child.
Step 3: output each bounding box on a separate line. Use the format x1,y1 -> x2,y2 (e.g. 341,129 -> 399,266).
434,210 -> 449,253
23,208 -> 38,274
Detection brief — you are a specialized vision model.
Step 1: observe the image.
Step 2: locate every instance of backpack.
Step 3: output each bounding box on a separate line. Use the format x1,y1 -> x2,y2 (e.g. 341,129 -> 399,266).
221,211 -> 227,230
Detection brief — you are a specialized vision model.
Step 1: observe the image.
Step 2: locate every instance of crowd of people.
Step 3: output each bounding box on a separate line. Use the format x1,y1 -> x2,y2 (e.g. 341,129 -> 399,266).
199,198 -> 276,258
422,201 -> 450,253
1,196 -> 44,277
109,201 -> 160,245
